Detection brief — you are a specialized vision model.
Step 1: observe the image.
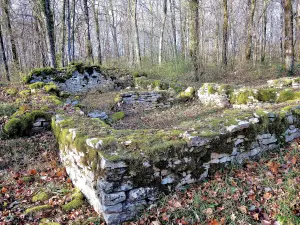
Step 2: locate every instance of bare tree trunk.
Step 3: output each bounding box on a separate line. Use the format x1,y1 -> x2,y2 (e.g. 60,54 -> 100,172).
296,0 -> 300,61
83,0 -> 93,63
132,0 -> 141,67
72,0 -> 75,61
67,0 -> 71,63
282,0 -> 294,74
40,0 -> 56,68
61,0 -> 66,67
222,0 -> 228,66
0,23 -> 10,81
108,0 -> 119,59
3,0 -> 19,68
159,0 -> 167,65
245,0 -> 256,61
261,0 -> 268,63
189,0 -> 200,81
93,0 -> 102,65
170,0 -> 177,57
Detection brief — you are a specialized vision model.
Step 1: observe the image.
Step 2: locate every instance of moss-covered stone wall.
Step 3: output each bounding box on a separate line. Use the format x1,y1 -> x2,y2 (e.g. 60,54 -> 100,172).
52,101 -> 300,224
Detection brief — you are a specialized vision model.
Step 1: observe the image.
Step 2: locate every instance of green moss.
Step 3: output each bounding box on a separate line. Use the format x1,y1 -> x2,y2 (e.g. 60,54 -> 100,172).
199,130 -> 220,137
276,90 -> 300,103
24,67 -> 56,83
4,118 -> 23,137
218,84 -> 234,96
23,176 -> 34,183
44,83 -> 59,94
25,205 -> 52,215
29,82 -> 45,90
5,88 -> 18,96
257,88 -> 277,102
39,219 -> 61,225
4,110 -> 51,137
207,84 -> 217,94
19,90 -> 31,98
32,192 -> 50,202
111,112 -> 125,122
114,94 -> 122,103
230,89 -> 256,104
62,198 -> 84,211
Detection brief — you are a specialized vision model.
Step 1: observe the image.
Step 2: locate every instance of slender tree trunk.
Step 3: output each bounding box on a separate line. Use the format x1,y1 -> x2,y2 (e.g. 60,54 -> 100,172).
108,0 -> 119,58
0,23 -> 10,81
189,0 -> 200,81
41,0 -> 56,68
222,0 -> 228,66
61,0 -> 66,67
3,0 -> 19,68
296,1 -> 300,61
245,0 -> 256,61
261,0 -> 268,63
282,0 -> 294,74
93,0 -> 102,65
159,0 -> 167,65
83,0 -> 93,63
72,0 -> 75,61
132,0 -> 141,67
170,0 -> 177,57
67,0 -> 71,63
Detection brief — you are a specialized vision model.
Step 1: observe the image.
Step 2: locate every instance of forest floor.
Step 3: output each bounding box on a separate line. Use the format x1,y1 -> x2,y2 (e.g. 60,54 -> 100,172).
1,70 -> 300,224
1,121 -> 300,225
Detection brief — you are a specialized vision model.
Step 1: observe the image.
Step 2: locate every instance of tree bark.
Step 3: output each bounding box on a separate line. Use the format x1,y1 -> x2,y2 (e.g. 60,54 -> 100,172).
132,0 -> 141,67
159,0 -> 167,65
222,0 -> 228,65
0,23 -> 10,81
261,0 -> 268,63
83,0 -> 93,63
188,0 -> 200,81
72,0 -> 75,61
3,0 -> 19,68
282,0 -> 294,74
245,0 -> 256,61
41,0 -> 56,68
93,0 -> 102,65
61,0 -> 66,67
169,0 -> 177,57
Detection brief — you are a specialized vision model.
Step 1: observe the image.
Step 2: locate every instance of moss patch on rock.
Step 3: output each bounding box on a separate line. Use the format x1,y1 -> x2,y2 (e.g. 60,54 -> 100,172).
4,110 -> 51,137
111,112 -> 125,122
276,90 -> 300,103
62,189 -> 85,211
230,89 -> 256,104
32,191 -> 50,202
257,88 -> 277,102
29,82 -> 45,90
25,205 -> 52,215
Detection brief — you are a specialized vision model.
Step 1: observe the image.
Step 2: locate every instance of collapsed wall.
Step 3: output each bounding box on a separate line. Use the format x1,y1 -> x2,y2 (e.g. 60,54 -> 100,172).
52,101 -> 300,224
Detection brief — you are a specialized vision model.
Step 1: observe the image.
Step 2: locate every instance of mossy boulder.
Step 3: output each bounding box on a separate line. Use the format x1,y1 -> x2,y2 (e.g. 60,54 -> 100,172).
111,112 -> 125,122
23,67 -> 56,84
177,87 -> 195,100
276,90 -> 300,103
32,192 -> 50,202
230,89 -> 256,104
44,83 -> 59,94
4,110 -> 51,137
29,82 -> 45,90
257,88 -> 277,102
25,205 -> 52,215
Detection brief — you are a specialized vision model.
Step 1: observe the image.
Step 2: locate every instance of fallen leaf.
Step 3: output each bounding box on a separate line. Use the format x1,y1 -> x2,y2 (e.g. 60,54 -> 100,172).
1,186 -> 8,193
263,192 -> 272,200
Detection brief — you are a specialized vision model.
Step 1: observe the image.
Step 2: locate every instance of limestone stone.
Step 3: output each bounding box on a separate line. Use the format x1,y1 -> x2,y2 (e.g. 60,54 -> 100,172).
101,192 -> 126,206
